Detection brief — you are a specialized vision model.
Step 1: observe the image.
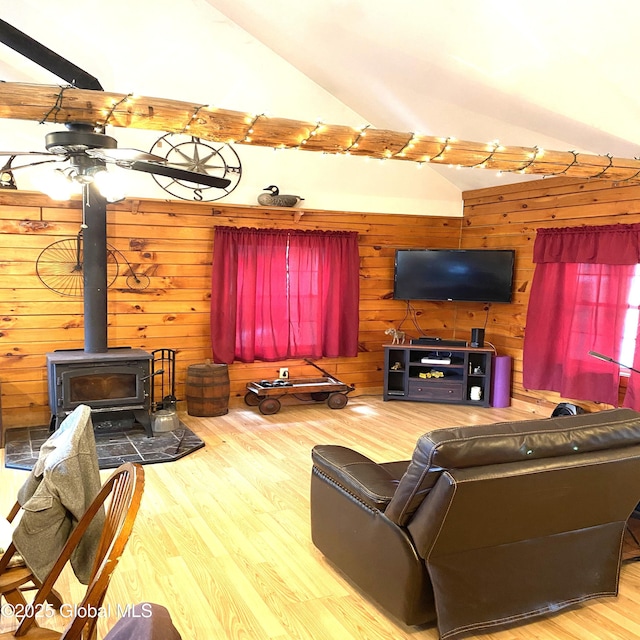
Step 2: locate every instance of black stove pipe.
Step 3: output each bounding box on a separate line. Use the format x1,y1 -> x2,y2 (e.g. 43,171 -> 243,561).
82,182 -> 108,353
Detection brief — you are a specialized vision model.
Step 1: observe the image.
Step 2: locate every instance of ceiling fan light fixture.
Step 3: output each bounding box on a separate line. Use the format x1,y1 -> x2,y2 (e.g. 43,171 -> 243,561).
0,169 -> 16,189
93,167 -> 125,203
0,157 -> 17,189
38,167 -> 80,201
72,169 -> 95,185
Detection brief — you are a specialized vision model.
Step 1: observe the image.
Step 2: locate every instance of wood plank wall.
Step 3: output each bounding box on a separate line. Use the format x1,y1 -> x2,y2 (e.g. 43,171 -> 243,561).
461,174 -> 640,414
0,190 -> 463,433
4,173 -> 633,436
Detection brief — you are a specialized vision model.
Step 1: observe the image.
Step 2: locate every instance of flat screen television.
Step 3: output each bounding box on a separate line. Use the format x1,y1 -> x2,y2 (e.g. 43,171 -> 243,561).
393,249 -> 515,303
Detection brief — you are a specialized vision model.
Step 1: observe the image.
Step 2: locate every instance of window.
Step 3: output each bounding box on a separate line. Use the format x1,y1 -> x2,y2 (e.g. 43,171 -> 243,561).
210,226 -> 360,364
523,223 -> 640,409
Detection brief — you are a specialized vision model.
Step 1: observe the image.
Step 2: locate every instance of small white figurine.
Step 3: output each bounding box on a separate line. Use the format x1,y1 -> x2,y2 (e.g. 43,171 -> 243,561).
384,327 -> 406,344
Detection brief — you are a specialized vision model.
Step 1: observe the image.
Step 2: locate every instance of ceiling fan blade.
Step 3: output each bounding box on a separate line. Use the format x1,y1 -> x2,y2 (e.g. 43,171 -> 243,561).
0,151 -> 55,156
0,18 -> 103,91
127,161 -> 232,189
6,158 -> 66,171
86,148 -> 168,163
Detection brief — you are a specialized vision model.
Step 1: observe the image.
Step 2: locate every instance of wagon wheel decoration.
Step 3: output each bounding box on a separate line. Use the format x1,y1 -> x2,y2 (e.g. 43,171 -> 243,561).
36,232 -> 150,296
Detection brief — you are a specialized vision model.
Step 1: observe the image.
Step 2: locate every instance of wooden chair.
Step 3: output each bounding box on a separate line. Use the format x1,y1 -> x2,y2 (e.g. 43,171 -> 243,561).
1,404 -> 100,618
0,462 -> 145,640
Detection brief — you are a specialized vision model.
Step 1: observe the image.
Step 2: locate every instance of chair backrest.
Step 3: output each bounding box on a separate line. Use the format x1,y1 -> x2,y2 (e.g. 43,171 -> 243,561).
13,404 -> 104,586
386,408 -> 640,640
13,462 -> 145,640
385,407 -> 640,526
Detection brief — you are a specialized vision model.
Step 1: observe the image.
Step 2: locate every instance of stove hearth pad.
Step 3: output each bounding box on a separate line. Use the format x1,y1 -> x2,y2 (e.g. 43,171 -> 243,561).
4,420 -> 205,471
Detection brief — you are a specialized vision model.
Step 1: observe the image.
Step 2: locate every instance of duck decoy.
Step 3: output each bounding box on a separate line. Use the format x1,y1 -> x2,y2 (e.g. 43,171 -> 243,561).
257,185 -> 304,207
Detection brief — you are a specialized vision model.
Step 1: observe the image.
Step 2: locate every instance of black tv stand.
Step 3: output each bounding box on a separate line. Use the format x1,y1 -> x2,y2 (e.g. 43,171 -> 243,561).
384,344 -> 493,406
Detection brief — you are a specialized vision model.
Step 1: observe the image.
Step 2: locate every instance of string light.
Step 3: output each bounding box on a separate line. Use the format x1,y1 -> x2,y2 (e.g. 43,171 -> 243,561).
344,124 -> 370,153
100,93 -> 134,128
297,119 -> 324,148
614,157 -> 640,183
470,140 -> 501,169
497,145 -> 544,175
590,153 -> 613,178
28,87 -> 640,183
39,85 -> 73,124
430,137 -> 451,162
545,150 -> 579,178
181,104 -> 210,133
394,132 -> 420,157
237,113 -> 265,144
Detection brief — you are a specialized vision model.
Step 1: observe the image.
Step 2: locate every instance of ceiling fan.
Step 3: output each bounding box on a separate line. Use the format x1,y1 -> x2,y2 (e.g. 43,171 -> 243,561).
0,18 -> 232,199
0,18 -> 234,354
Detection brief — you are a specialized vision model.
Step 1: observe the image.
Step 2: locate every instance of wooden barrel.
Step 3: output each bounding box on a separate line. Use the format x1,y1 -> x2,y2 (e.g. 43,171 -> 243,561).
186,363 -> 230,417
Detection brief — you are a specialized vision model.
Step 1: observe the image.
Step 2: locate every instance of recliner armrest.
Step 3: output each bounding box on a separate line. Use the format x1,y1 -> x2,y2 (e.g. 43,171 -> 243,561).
312,445 -> 400,511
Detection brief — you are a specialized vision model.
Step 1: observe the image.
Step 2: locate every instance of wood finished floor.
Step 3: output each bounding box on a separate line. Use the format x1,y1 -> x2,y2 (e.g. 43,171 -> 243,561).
2,396 -> 640,639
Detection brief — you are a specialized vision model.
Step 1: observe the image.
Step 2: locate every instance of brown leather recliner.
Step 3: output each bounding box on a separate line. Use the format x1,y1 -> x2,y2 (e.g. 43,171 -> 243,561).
310,408 -> 640,639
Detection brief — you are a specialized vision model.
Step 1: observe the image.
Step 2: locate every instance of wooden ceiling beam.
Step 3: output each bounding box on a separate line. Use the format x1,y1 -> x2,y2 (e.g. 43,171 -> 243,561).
1,82 -> 639,182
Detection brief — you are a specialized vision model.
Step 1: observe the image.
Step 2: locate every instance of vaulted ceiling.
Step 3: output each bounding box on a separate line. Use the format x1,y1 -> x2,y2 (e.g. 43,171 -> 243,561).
1,0 -> 638,193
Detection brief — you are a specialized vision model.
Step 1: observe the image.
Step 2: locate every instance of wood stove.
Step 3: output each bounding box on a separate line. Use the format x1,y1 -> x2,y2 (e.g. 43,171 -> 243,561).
47,347 -> 153,435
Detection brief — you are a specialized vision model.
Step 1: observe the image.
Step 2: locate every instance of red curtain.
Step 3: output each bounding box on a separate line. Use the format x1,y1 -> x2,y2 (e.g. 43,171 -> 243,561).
523,224 -> 640,406
532,224 -> 640,264
210,226 -> 359,363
